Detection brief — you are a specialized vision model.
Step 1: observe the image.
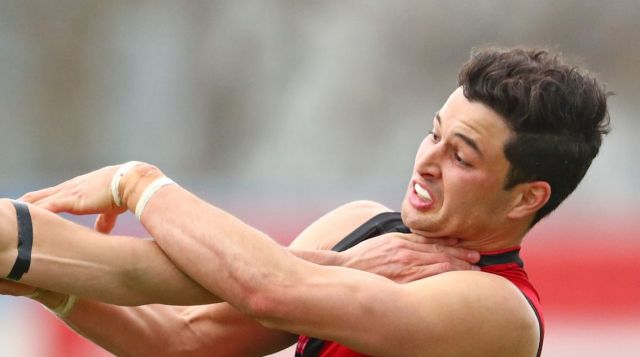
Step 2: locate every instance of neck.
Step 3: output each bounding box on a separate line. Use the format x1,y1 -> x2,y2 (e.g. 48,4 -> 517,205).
454,224 -> 528,253
457,235 -> 523,253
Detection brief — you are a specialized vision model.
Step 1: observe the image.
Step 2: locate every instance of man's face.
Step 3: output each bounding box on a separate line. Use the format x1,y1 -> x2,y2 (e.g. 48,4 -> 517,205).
401,87 -> 518,244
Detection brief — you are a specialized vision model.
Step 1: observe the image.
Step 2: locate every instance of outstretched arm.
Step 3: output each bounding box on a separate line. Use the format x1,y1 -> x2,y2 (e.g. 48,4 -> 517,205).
0,199 -> 218,305
20,162 -> 500,355
0,279 -> 296,357
4,192 -> 479,356
0,197 -> 476,306
58,300 -> 298,357
116,165 -> 536,356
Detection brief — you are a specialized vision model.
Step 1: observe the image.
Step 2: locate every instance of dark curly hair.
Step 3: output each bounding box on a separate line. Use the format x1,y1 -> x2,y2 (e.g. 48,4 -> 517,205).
458,47 -> 611,226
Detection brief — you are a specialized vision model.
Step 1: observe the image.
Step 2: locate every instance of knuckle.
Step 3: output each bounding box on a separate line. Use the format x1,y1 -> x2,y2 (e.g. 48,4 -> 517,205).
461,263 -> 474,271
397,251 -> 415,264
406,234 -> 421,243
396,252 -> 409,263
392,240 -> 407,251
439,262 -> 452,273
435,252 -> 449,262
446,248 -> 465,260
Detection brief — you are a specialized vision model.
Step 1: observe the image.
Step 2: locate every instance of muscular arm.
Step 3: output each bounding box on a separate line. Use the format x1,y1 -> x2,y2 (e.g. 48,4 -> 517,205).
15,205 -> 374,356
0,198 -> 386,306
61,301 -> 296,357
1,202 -> 355,357
48,204 -> 387,357
12,195 -> 478,356
0,199 -> 218,306
101,164 -> 537,356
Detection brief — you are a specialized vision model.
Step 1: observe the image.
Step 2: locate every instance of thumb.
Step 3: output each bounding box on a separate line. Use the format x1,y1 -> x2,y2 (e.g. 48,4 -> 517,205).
95,213 -> 118,234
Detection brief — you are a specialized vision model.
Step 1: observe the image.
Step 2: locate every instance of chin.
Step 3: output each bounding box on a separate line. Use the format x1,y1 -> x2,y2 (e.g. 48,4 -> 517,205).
401,205 -> 429,231
401,204 -> 448,237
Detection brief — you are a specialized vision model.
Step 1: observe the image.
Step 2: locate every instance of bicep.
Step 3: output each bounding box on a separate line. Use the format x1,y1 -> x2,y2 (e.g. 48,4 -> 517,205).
383,272 -> 540,357
262,269 -> 539,357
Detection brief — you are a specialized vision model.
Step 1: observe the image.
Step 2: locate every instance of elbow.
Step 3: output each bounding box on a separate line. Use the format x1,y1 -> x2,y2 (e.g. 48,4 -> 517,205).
244,290 -> 275,320
242,287 -> 285,329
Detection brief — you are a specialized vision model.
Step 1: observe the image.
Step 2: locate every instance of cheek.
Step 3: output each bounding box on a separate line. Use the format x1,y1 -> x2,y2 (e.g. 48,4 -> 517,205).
443,170 -> 502,206
465,178 -> 512,216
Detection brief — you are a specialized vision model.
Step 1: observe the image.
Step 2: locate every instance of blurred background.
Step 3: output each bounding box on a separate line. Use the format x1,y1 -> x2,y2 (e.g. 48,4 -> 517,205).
1,0 -> 639,356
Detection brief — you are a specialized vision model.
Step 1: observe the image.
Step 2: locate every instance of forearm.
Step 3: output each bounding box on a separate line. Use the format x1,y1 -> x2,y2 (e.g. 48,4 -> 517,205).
30,293 -> 182,357
289,249 -> 343,266
37,296 -> 210,357
29,292 -> 296,357
0,199 -> 219,305
67,302 -> 182,357
119,166 -> 313,316
118,165 -> 394,337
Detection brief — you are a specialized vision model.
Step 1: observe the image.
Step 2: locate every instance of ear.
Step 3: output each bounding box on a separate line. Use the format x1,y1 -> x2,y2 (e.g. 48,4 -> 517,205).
507,181 -> 551,220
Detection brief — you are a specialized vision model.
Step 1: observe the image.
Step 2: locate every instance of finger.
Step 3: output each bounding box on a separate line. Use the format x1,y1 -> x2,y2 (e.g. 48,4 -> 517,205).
402,262 -> 454,281
95,213 -> 118,234
33,196 -> 76,213
19,186 -> 61,203
439,245 -> 481,263
393,240 -> 478,263
396,241 -> 480,265
446,258 -> 480,272
395,233 -> 458,246
410,260 -> 479,281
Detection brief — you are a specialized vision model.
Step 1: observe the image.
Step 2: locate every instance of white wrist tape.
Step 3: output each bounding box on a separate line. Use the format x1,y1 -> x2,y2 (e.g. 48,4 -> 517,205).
110,161 -> 142,207
135,177 -> 175,220
50,294 -> 77,319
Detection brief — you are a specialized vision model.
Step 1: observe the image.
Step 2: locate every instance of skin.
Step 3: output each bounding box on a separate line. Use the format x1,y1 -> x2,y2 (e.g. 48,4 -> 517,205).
0,199 -> 477,304
3,199 -> 478,357
402,88 -> 550,251
2,87 -> 550,356
0,200 -> 478,355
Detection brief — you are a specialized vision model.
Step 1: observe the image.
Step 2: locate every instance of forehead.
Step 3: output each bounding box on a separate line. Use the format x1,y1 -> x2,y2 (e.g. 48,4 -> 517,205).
436,88 -> 512,155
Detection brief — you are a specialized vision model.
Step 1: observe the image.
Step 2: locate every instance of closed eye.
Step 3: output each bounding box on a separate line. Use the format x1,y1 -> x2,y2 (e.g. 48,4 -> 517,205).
453,152 -> 469,166
429,131 -> 441,143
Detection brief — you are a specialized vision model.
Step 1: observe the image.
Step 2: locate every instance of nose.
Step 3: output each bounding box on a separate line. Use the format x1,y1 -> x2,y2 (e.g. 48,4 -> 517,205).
414,138 -> 443,179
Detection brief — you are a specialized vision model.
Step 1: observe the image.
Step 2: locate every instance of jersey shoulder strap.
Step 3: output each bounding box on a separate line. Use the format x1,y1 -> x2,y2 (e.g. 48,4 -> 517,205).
331,211 -> 410,252
298,211 -> 409,357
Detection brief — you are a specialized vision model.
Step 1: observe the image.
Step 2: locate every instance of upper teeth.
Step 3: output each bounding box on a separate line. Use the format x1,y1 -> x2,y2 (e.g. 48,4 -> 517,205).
414,183 -> 432,201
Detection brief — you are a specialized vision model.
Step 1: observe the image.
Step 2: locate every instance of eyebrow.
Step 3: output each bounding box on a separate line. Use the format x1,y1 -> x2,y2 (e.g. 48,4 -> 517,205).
454,133 -> 484,158
434,112 -> 484,158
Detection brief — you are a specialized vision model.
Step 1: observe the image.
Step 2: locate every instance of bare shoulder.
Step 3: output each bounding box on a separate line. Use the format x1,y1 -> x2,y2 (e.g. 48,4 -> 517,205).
398,271 -> 540,356
289,200 -> 392,250
289,265 -> 541,356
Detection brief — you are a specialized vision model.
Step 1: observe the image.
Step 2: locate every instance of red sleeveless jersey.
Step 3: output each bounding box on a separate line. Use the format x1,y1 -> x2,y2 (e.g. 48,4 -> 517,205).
295,213 -> 544,357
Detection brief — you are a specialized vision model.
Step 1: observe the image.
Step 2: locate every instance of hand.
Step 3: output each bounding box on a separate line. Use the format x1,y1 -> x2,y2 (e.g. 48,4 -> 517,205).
19,164 -> 126,233
341,233 -> 480,283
